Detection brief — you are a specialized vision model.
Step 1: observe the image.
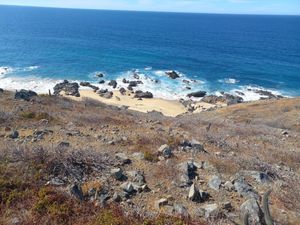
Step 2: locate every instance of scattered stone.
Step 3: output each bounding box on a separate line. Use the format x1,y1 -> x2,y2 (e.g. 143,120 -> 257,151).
240,198 -> 264,224
208,175 -> 222,191
57,141 -> 70,148
122,78 -> 129,83
9,130 -> 19,139
158,144 -> 172,158
178,161 -> 198,187
0,88 -> 3,93
202,94 -> 243,105
101,91 -> 113,99
224,181 -> 234,191
173,203 -> 188,217
111,168 -> 125,180
155,198 -> 168,209
245,171 -> 271,184
121,182 -> 135,194
134,91 -> 153,99
54,80 -> 80,97
80,82 -> 99,91
187,91 -> 207,98
127,170 -> 145,184
201,204 -> 219,218
132,152 -> 145,160
282,130 -> 289,136
15,89 -> 38,101
112,192 -> 122,202
180,140 -> 205,153
119,87 -> 126,95
46,177 -> 65,186
108,80 -> 117,88
166,71 -> 180,79
234,177 -> 259,200
188,184 -> 208,202
115,153 -> 131,165
222,201 -> 232,211
70,184 -> 84,201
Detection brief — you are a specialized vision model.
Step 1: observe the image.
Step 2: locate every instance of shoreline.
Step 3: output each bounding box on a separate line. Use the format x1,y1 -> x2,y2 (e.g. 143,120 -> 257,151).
65,89 -> 219,117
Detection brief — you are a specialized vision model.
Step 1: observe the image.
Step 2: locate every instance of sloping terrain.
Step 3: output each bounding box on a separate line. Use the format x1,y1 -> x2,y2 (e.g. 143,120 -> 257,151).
0,91 -> 299,225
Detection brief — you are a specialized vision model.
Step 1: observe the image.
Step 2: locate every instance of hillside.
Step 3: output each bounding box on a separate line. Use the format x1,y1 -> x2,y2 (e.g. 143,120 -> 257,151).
0,90 -> 299,225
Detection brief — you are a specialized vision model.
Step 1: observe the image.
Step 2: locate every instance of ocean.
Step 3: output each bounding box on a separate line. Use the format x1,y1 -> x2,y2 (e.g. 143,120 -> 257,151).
0,5 -> 300,100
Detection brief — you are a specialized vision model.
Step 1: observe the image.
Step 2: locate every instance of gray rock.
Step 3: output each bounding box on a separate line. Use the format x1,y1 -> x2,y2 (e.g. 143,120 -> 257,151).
98,80 -> 105,84
158,144 -> 172,158
128,81 -> 138,87
134,90 -> 153,99
240,198 -> 264,225
15,89 -> 38,101
127,170 -> 145,184
178,161 -> 198,187
224,181 -> 234,191
0,88 -> 3,93
246,171 -> 271,184
132,152 -> 145,160
173,203 -> 188,217
187,91 -> 207,98
119,87 -> 126,95
188,184 -> 208,203
180,140 -> 205,152
101,91 -> 113,99
9,130 -> 19,139
54,80 -> 80,97
201,204 -> 219,218
80,82 -> 99,91
111,168 -> 125,180
155,198 -> 168,209
46,177 -> 65,186
57,141 -> 70,148
115,153 -> 131,164
70,184 -> 84,201
208,175 -> 222,191
121,182 -> 135,194
234,177 -> 259,200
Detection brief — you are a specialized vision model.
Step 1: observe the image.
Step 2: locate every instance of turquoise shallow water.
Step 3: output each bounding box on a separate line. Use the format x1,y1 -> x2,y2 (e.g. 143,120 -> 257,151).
0,5 -> 299,100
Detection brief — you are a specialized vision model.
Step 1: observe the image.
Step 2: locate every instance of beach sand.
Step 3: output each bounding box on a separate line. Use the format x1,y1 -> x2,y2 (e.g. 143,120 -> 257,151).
65,89 -> 217,117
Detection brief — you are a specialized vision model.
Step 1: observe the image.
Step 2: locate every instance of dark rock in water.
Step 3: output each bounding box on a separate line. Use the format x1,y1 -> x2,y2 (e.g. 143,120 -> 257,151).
187,91 -> 207,98
166,71 -> 180,79
119,87 -> 126,95
133,73 -> 140,79
108,80 -> 117,89
98,80 -> 105,84
15,89 -> 38,101
0,88 -> 3,93
70,184 -> 84,201
183,79 -> 190,84
134,90 -> 153,99
202,94 -> 243,105
235,91 -> 245,96
254,89 -> 283,100
129,81 -> 138,87
122,78 -> 129,84
96,73 -> 104,78
53,80 -> 80,97
9,130 -> 19,139
80,82 -> 99,91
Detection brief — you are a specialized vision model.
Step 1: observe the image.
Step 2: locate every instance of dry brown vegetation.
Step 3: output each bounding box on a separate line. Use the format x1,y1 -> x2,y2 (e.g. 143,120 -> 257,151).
0,90 -> 299,225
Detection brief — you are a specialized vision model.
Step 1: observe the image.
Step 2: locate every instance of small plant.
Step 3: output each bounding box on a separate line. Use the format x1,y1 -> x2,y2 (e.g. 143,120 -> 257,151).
143,150 -> 158,162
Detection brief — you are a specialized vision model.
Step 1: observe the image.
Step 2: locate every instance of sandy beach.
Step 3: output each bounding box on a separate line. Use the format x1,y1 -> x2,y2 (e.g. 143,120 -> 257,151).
66,89 -> 217,117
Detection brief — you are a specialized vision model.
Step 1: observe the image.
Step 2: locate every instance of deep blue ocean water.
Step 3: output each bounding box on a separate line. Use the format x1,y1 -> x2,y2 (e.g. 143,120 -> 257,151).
0,5 -> 300,100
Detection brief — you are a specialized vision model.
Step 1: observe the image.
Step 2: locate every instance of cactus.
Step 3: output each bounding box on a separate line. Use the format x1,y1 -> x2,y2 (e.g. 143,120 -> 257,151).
242,212 -> 250,225
263,189 -> 274,225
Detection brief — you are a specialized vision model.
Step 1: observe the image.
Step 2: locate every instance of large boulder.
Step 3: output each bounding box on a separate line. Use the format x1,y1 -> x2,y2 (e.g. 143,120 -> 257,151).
134,91 -> 153,99
240,198 -> 264,225
234,176 -> 259,200
108,80 -> 117,89
53,80 -> 80,97
187,91 -> 207,98
188,184 -> 208,202
15,89 -> 38,101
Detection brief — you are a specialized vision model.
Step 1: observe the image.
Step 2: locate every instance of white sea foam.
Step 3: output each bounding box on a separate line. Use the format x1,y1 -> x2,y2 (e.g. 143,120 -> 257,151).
218,78 -> 239,84
23,66 -> 40,71
231,85 -> 284,101
0,66 -> 13,77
